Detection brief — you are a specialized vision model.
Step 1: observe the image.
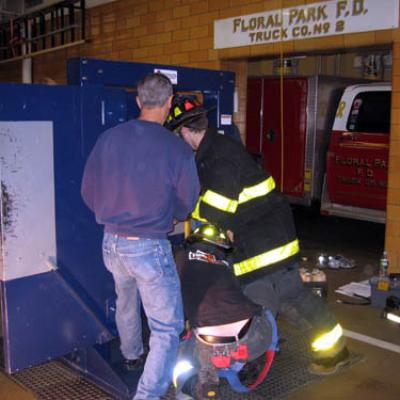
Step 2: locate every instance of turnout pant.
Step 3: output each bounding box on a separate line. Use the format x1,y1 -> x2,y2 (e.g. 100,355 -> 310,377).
241,264 -> 343,361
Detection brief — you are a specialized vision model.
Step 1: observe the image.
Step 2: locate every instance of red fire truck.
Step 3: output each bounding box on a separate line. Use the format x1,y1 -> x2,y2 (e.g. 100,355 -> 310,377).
246,76 -> 391,223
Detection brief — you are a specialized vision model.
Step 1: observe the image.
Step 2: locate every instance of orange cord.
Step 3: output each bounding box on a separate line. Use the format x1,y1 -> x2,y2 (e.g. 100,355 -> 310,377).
279,4 -> 285,192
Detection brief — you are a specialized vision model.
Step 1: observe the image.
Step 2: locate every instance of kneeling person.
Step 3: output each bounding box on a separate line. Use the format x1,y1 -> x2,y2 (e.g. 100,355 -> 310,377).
174,224 -> 277,399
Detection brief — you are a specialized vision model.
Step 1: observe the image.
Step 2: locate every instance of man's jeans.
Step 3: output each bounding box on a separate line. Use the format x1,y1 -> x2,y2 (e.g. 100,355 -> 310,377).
102,233 -> 184,400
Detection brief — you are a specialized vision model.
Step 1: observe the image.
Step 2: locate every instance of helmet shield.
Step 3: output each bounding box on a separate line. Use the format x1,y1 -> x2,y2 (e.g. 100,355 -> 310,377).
187,224 -> 232,250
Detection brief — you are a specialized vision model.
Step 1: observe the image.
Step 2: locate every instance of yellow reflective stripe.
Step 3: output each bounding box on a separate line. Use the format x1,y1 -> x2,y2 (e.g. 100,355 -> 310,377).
202,190 -> 238,213
193,177 -> 276,219
238,176 -> 275,204
311,324 -> 343,352
233,239 -> 300,276
201,177 -> 275,214
191,197 -> 208,222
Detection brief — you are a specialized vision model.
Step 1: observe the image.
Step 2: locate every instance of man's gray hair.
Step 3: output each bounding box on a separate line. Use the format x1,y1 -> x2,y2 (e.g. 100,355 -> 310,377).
137,73 -> 173,108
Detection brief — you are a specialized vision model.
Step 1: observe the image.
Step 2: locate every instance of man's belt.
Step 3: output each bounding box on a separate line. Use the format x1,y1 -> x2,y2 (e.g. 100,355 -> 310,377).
197,318 -> 252,344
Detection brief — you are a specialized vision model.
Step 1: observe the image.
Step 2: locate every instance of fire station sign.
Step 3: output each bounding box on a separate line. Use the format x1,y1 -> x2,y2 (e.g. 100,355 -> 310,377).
214,0 -> 399,49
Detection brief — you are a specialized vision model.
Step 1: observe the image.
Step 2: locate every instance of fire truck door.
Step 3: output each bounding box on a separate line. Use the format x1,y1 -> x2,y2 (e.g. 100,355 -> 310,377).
326,90 -> 390,210
261,77 -> 307,196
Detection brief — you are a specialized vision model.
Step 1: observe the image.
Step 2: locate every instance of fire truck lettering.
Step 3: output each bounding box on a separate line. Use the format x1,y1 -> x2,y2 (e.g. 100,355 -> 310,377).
355,167 -> 363,176
365,179 -> 387,188
337,176 -> 361,185
358,158 -> 371,167
374,159 -> 387,169
335,156 -> 373,167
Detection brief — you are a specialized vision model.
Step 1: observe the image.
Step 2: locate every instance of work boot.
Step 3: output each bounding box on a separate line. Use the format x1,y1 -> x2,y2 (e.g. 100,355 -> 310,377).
309,347 -> 350,376
124,355 -> 145,371
195,382 -> 219,400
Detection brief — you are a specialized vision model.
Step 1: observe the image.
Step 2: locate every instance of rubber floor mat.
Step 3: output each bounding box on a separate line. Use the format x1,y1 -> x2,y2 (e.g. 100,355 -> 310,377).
162,322 -> 363,400
12,360 -> 114,400
11,323 -> 362,399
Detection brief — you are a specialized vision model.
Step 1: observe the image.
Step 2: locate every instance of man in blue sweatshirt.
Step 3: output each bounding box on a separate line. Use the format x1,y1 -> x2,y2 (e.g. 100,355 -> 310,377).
81,73 -> 200,400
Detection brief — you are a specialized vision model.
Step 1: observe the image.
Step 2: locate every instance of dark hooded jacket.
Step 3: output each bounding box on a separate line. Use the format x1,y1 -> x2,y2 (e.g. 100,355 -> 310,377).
193,127 -> 300,284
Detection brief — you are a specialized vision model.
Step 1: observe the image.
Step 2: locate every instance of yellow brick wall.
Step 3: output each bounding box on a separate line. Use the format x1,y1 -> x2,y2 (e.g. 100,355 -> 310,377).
0,0 -> 399,270
1,0 -> 397,107
1,1 -> 397,116
221,60 -> 248,142
0,60 -> 21,82
386,41 -> 400,273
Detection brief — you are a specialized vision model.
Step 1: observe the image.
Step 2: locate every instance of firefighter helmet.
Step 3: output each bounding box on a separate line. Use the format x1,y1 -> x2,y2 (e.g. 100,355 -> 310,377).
165,94 -> 214,132
187,224 -> 231,249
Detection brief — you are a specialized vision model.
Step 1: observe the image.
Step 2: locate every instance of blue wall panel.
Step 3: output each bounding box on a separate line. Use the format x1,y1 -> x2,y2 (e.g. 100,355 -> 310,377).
67,57 -> 235,137
3,272 -> 111,372
0,83 -> 119,372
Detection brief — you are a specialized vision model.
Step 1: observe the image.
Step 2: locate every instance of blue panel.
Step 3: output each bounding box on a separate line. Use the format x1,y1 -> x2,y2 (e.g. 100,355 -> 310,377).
57,86 -> 129,328
0,83 -> 119,372
79,85 -> 130,156
67,57 -> 235,93
3,271 -> 111,372
67,58 -> 235,136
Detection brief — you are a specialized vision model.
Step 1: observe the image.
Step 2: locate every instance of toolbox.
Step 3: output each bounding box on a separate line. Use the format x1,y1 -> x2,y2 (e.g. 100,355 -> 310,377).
370,275 -> 400,308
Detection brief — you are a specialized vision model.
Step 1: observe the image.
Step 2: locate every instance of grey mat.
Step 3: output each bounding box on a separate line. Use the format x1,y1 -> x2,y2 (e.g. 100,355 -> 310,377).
12,360 -> 114,400
11,324 -> 362,400
163,323 -> 363,399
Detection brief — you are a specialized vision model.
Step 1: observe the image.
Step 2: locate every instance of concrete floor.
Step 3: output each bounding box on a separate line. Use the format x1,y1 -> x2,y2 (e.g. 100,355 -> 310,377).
288,208 -> 400,400
1,208 -> 399,399
0,373 -> 35,400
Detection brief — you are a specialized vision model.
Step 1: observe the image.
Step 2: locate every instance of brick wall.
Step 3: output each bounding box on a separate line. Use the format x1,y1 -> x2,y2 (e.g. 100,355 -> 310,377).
0,60 -> 21,82
386,41 -> 400,273
221,59 -> 248,142
1,0 -> 397,122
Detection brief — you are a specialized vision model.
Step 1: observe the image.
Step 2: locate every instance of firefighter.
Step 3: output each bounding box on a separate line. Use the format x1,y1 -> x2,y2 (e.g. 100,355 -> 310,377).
174,224 -> 278,399
165,95 -> 350,375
